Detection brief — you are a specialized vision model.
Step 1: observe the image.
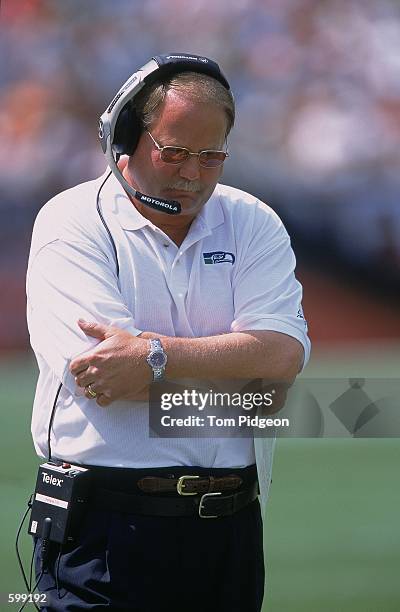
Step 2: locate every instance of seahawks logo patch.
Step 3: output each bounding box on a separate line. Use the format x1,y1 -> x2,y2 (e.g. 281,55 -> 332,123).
203,251 -> 235,265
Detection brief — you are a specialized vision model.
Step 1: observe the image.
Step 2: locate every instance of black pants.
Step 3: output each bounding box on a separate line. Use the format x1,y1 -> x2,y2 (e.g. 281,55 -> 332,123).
34,465 -> 265,612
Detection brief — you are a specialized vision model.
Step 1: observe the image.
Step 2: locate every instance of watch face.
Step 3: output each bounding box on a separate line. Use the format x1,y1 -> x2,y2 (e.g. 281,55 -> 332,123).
150,351 -> 166,368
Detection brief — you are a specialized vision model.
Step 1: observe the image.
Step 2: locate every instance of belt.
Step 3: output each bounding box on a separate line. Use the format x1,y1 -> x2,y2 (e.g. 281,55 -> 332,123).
137,474 -> 243,495
93,480 -> 258,519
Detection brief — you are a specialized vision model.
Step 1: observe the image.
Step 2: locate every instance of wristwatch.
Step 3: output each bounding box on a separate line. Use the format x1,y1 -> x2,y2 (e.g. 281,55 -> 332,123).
146,338 -> 168,382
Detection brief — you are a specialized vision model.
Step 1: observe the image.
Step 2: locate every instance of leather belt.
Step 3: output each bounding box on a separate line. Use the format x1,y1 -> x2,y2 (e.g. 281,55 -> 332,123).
93,481 -> 258,519
137,474 -> 243,495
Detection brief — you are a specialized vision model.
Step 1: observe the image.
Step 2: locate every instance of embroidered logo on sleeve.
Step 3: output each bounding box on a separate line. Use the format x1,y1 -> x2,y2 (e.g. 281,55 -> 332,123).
203,251 -> 235,265
297,306 -> 308,330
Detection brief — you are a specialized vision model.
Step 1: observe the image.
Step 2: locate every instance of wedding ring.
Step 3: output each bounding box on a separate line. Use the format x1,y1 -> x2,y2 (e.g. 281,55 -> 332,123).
86,384 -> 97,399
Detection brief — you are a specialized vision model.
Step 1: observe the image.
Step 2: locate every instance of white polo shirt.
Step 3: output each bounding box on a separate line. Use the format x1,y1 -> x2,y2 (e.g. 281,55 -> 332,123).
27,171 -> 310,510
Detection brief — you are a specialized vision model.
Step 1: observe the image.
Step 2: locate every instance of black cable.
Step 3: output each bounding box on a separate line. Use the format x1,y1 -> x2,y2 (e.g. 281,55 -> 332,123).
15,494 -> 40,611
16,363 -> 61,607
55,548 -> 64,600
96,169 -> 119,278
15,496 -> 33,593
17,518 -> 52,612
47,381 -> 62,462
29,538 -> 38,591
18,570 -> 44,612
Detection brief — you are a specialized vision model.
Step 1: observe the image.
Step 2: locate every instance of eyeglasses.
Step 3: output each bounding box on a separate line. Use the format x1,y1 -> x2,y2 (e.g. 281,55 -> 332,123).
147,131 -> 229,168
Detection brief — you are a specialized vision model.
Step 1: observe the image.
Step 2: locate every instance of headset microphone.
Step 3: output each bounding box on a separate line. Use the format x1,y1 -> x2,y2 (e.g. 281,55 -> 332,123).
102,140 -> 181,214
98,53 -> 230,215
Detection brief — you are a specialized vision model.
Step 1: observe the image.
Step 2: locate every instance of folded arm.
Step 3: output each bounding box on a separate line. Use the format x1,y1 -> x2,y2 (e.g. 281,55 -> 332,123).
70,319 -> 304,406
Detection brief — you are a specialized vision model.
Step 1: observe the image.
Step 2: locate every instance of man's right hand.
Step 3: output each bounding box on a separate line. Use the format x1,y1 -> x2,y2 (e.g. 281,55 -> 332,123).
70,319 -> 152,406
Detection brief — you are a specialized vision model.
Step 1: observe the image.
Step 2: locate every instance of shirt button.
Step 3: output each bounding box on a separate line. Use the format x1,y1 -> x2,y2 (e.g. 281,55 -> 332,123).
163,243 -> 169,248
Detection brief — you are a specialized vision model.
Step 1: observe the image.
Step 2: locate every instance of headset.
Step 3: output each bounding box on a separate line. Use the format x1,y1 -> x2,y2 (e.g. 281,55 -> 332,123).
98,52 -> 230,215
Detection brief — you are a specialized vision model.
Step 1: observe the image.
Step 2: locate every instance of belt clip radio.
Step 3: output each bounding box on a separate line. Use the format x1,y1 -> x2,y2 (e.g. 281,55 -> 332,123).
28,461 -> 92,544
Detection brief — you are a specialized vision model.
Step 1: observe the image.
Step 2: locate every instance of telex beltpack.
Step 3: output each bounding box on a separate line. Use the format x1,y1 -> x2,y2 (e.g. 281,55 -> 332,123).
29,462 -> 92,544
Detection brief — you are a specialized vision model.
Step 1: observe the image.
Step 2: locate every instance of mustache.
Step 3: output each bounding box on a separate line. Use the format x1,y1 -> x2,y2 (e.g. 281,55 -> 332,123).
165,179 -> 203,193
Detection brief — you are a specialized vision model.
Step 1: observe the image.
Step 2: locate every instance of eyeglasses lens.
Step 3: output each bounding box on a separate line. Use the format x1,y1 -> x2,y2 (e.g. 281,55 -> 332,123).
160,147 -> 226,168
160,147 -> 189,164
199,151 -> 227,167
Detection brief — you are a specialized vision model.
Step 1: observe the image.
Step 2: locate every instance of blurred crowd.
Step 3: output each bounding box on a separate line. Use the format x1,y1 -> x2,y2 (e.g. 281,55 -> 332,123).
1,0 -> 399,346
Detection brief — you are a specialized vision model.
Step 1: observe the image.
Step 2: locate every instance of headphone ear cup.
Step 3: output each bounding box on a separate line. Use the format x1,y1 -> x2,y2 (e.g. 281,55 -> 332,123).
113,103 -> 141,156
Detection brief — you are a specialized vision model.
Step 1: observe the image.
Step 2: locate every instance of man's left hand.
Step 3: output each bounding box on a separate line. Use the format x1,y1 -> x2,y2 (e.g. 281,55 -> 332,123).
70,319 -> 151,406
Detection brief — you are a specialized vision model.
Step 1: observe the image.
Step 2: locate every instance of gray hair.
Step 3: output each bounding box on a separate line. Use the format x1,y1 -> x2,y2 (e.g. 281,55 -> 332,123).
134,71 -> 235,137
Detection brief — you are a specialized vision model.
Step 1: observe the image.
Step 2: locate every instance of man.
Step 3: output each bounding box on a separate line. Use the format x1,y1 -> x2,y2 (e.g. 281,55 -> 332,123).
27,54 -> 310,611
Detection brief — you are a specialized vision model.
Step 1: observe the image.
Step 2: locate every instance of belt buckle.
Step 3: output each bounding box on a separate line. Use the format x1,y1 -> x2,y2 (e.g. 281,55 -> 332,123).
176,475 -> 200,496
198,492 -> 222,519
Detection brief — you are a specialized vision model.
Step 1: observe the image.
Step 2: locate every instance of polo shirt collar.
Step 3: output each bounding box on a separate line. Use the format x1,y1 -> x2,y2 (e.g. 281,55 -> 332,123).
197,189 -> 224,232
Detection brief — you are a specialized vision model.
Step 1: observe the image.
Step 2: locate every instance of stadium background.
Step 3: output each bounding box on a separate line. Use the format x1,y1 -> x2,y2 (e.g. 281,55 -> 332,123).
1,0 -> 399,609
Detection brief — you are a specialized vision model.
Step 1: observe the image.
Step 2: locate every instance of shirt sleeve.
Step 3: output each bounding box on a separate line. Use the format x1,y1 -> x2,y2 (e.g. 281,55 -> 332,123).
26,239 -> 142,394
231,207 -> 311,368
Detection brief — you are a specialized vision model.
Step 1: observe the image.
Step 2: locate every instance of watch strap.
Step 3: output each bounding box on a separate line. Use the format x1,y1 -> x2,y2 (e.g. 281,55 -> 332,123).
147,338 -> 167,382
